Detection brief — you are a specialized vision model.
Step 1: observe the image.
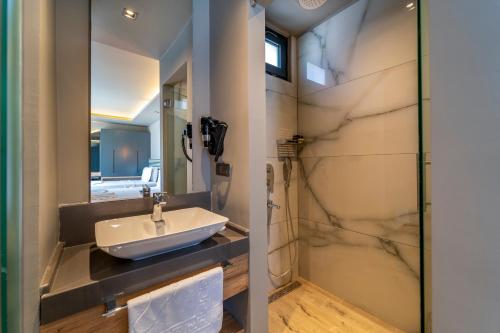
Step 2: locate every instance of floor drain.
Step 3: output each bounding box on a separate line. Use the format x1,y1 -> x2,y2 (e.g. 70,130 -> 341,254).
268,280 -> 302,304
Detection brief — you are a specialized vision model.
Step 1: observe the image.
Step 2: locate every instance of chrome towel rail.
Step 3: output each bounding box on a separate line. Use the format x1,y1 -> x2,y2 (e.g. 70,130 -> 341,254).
101,262 -> 234,317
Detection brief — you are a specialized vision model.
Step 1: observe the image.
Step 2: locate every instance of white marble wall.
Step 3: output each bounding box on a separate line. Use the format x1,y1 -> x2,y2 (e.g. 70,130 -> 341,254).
266,35 -> 300,291
297,1 -> 419,332
266,87 -> 299,291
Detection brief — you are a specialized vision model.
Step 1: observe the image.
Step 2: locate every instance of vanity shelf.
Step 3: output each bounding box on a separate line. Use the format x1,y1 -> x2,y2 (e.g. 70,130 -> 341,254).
40,254 -> 248,332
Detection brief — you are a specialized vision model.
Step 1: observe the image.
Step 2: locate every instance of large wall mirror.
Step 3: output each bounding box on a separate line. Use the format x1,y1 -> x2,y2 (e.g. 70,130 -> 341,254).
89,0 -> 195,202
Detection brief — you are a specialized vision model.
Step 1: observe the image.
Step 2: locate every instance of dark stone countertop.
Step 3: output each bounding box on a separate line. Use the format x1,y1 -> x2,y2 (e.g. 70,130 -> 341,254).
40,225 -> 249,325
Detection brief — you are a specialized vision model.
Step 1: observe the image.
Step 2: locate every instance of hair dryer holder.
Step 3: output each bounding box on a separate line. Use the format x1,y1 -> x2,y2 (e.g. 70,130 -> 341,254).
200,116 -> 228,162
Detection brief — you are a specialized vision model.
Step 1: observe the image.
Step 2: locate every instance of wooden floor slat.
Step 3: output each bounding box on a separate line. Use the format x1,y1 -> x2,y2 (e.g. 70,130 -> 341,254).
220,311 -> 244,333
268,278 -> 405,333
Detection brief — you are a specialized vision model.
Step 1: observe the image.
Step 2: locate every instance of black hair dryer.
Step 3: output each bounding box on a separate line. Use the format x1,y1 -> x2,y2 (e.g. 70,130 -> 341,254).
181,122 -> 193,163
200,116 -> 228,162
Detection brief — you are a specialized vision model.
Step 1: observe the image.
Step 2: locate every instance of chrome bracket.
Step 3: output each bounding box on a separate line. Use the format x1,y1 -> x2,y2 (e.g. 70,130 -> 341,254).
103,298 -> 128,318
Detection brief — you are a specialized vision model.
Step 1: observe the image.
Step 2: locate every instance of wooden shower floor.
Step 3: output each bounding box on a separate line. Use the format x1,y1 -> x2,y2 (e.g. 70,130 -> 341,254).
268,278 -> 405,333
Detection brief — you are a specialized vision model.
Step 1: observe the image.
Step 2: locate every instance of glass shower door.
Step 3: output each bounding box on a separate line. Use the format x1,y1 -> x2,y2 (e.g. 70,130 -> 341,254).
296,1 -> 422,332
418,0 -> 432,331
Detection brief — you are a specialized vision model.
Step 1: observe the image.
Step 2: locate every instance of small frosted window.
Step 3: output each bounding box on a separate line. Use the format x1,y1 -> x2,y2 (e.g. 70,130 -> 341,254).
265,41 -> 279,67
265,27 -> 288,80
306,62 -> 326,85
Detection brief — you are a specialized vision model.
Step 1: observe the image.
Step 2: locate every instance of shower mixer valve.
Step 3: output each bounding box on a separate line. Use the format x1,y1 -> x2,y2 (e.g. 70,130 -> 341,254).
267,199 -> 280,209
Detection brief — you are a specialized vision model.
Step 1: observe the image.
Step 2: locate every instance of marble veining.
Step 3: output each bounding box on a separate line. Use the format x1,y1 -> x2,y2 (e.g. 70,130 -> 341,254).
299,219 -> 419,280
302,103 -> 415,150
296,0 -> 419,332
298,154 -> 419,247
298,220 -> 420,333
297,0 -> 368,96
269,278 -> 406,333
298,0 -> 417,97
298,61 -> 418,158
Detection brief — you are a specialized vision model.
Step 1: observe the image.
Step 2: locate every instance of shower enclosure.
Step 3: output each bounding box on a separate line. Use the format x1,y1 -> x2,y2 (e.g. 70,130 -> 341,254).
265,0 -> 430,332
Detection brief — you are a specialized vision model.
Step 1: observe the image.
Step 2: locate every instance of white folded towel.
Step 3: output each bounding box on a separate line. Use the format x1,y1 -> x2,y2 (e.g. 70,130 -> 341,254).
127,267 -> 223,333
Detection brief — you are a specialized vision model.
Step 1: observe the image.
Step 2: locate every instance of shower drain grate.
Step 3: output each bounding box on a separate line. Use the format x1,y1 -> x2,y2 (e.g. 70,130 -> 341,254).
268,280 -> 302,304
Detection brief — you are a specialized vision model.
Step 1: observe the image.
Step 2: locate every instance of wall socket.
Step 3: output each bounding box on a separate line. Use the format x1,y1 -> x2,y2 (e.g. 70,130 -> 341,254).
216,162 -> 231,177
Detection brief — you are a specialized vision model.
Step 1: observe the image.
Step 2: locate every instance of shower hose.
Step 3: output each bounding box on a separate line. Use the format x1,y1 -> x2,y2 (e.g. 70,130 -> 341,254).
267,158 -> 298,287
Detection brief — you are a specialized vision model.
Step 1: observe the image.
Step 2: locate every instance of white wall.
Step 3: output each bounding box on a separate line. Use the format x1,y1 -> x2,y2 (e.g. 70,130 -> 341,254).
247,6 -> 268,333
210,2 -> 250,225
265,34 -> 299,292
192,0 -> 212,192
91,41 -> 159,119
149,119 -> 161,160
210,1 -> 268,331
22,1 -> 41,331
159,13 -> 210,193
159,19 -> 192,88
430,0 -> 500,332
39,0 -> 59,283
21,0 -> 59,331
159,19 -> 192,194
55,0 -> 90,204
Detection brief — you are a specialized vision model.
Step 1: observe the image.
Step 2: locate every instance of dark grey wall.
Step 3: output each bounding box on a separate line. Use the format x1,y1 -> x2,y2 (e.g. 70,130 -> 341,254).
100,128 -> 150,177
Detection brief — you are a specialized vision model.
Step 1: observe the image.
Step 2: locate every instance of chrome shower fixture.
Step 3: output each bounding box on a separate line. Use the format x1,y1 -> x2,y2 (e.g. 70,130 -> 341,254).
297,0 -> 327,10
276,135 -> 304,161
267,163 -> 275,193
283,157 -> 292,189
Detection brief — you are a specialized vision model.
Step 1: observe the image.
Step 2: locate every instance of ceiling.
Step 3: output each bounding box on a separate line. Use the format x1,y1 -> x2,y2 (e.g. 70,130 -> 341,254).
132,95 -> 161,126
91,0 -> 192,59
265,0 -> 354,36
91,41 -> 159,123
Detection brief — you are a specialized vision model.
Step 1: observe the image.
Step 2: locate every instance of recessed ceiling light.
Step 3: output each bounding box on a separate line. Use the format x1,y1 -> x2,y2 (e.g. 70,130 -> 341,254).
122,8 -> 138,21
297,0 -> 327,10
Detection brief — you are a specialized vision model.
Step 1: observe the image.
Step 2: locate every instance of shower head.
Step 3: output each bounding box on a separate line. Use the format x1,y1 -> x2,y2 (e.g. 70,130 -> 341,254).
297,0 -> 327,10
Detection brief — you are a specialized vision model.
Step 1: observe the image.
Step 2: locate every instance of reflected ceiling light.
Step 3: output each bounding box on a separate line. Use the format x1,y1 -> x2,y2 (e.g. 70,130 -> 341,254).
91,113 -> 133,122
122,8 -> 138,21
406,2 -> 415,10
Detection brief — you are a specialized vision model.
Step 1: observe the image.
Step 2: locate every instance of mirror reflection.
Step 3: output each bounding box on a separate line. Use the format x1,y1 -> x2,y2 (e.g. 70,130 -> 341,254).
89,0 -> 193,202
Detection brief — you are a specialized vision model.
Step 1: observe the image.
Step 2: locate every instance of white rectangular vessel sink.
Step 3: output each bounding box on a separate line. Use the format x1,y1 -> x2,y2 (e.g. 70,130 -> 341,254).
95,207 -> 228,260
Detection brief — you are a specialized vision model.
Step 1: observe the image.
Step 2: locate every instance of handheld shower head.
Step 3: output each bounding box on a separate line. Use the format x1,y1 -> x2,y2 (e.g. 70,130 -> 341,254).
283,157 -> 292,188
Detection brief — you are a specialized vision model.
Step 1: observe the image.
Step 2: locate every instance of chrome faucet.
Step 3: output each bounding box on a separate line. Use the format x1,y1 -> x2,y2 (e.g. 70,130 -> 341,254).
151,192 -> 168,223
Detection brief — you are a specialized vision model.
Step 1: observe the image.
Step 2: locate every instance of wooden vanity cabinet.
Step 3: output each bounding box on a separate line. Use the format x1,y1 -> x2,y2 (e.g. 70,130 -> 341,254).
40,254 -> 248,333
